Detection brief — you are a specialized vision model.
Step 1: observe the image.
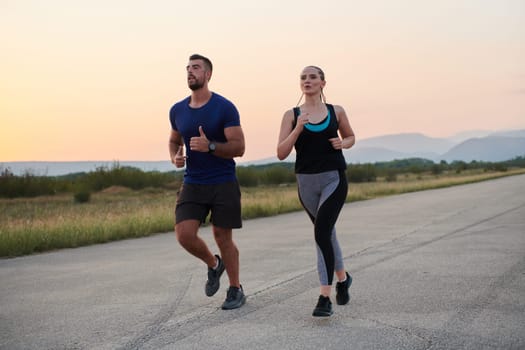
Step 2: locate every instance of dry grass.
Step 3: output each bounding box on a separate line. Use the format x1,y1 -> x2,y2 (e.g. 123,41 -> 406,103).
1,168 -> 524,257
347,169 -> 524,200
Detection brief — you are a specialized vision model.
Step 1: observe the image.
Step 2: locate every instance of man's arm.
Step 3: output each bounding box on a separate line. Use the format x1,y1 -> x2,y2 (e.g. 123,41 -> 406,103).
169,129 -> 186,167
189,126 -> 245,158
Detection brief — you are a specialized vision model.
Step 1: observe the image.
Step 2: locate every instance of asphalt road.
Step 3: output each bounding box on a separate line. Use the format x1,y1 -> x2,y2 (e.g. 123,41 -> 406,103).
1,174 -> 524,350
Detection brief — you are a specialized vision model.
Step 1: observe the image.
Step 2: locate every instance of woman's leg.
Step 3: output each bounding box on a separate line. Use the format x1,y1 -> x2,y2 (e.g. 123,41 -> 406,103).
298,171 -> 348,295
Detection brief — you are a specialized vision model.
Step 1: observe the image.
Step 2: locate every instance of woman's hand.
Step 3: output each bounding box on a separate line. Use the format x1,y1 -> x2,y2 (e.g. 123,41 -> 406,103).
329,137 -> 344,150
295,112 -> 310,132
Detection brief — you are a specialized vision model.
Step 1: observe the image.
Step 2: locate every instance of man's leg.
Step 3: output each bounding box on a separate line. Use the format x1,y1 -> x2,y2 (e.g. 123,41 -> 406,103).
176,220 -> 225,297
175,219 -> 216,268
212,226 -> 240,287
214,225 -> 245,310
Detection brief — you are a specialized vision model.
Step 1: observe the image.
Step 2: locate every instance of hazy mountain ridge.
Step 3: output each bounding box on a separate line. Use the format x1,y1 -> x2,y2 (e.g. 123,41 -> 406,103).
353,133 -> 454,154
2,129 -> 524,175
344,129 -> 525,164
440,136 -> 525,162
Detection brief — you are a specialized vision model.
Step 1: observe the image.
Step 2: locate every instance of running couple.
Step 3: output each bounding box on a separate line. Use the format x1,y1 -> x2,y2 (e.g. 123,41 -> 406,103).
169,54 -> 356,317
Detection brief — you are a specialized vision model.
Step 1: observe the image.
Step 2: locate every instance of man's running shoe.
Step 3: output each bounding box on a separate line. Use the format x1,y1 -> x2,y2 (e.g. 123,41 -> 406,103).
336,271 -> 353,305
205,255 -> 225,297
221,285 -> 246,310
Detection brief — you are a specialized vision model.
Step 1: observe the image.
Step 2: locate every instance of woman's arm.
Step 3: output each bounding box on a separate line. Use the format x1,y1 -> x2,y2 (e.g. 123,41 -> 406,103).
329,105 -> 355,150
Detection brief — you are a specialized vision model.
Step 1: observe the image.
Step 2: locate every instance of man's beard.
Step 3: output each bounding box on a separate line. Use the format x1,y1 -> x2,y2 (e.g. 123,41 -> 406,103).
188,80 -> 204,91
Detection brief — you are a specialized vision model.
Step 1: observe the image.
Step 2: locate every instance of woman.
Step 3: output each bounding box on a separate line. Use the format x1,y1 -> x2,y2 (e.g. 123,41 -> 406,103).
277,66 -> 356,317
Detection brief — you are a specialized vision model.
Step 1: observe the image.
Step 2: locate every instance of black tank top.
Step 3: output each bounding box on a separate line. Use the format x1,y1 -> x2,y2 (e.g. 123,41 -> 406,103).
293,104 -> 347,174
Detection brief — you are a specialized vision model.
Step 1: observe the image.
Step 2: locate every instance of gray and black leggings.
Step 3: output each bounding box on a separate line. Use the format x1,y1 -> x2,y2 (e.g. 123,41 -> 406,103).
297,169 -> 348,286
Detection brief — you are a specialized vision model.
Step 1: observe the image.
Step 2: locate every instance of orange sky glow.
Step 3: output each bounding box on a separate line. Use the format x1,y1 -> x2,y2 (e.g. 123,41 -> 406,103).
1,0 -> 524,162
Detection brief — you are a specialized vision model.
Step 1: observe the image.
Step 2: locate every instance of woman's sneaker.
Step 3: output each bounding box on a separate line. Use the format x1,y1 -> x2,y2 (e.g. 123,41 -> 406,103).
221,285 -> 246,310
336,272 -> 352,305
205,255 -> 225,297
312,295 -> 333,317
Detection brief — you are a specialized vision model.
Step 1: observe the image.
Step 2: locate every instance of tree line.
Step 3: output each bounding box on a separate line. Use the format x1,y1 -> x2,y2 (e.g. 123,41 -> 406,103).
1,156 -> 524,199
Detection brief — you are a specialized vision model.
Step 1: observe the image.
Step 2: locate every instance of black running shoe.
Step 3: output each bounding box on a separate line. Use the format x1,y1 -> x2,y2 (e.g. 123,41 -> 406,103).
336,272 -> 353,305
221,285 -> 246,310
205,255 -> 225,297
312,295 -> 333,317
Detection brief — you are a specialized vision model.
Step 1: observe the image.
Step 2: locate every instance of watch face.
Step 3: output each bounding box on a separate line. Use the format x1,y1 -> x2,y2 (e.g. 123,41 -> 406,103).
209,142 -> 216,152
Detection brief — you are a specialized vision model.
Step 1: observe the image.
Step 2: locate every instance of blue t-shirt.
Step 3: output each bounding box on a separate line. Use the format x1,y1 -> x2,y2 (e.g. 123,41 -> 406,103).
169,92 -> 241,184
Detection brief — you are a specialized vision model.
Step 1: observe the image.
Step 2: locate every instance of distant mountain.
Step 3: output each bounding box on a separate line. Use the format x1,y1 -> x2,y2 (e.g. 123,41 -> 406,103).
343,147 -> 404,163
354,133 -> 454,154
343,130 -> 525,163
441,136 -> 525,162
488,129 -> 525,138
447,130 -> 494,143
342,147 -> 436,163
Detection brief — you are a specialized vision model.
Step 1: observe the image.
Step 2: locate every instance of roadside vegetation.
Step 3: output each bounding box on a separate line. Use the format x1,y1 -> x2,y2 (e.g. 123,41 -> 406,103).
1,157 -> 524,257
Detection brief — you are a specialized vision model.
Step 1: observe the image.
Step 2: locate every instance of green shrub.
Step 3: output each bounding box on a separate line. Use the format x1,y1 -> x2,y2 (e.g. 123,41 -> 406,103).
347,164 -> 376,183
73,190 -> 91,203
431,164 -> 443,175
236,167 -> 259,187
75,163 -> 180,192
0,167 -> 60,198
385,169 -> 398,182
261,165 -> 295,185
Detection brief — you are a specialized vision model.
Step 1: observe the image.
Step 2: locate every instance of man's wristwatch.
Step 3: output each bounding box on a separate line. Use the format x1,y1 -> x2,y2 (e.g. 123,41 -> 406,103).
208,142 -> 216,154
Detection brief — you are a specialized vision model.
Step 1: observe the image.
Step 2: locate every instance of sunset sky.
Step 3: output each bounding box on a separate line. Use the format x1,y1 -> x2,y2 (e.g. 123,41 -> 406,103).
1,0 -> 524,163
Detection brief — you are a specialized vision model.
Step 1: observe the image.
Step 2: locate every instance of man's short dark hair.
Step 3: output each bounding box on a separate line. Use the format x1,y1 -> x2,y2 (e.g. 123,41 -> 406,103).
189,54 -> 213,72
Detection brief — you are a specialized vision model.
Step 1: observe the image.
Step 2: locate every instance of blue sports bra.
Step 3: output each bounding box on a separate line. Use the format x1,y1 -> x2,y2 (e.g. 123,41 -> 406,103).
304,109 -> 331,132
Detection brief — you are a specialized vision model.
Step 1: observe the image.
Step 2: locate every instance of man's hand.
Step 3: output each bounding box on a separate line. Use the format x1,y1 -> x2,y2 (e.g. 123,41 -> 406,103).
189,126 -> 209,152
173,146 -> 186,168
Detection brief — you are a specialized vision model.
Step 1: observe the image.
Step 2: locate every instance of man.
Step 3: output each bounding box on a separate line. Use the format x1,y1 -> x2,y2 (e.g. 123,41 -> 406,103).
169,54 -> 246,309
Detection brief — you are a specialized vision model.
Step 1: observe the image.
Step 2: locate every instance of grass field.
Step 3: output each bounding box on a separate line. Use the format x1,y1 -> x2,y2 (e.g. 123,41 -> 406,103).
1,168 -> 524,258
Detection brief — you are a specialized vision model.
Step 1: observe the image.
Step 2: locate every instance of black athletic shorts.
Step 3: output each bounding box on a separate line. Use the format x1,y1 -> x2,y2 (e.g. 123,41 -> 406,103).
175,181 -> 242,228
